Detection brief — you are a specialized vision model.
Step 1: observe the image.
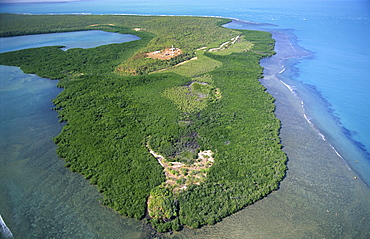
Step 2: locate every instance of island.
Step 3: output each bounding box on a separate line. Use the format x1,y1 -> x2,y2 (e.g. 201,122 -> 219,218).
0,13 -> 287,232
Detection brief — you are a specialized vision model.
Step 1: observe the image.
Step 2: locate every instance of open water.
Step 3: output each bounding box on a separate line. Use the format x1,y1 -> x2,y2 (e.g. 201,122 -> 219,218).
0,31 -> 149,238
0,30 -> 140,53
1,0 -> 370,238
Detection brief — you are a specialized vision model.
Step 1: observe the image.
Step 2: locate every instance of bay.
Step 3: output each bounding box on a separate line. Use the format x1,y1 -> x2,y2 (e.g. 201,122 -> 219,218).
1,0 -> 370,238
0,31 -> 149,239
0,30 -> 140,53
1,0 -> 369,179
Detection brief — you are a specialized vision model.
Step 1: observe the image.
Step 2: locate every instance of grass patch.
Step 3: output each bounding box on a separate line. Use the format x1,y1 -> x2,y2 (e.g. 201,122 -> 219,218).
211,35 -> 253,55
162,86 -> 208,114
190,82 -> 213,98
163,50 -> 222,77
191,74 -> 214,84
161,76 -> 219,114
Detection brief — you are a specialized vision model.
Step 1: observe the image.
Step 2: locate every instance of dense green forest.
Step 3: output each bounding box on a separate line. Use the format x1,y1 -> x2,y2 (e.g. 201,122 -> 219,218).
0,14 -> 286,232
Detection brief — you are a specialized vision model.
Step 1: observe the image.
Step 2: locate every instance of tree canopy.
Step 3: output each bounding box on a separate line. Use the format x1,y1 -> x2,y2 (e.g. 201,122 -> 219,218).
0,13 -> 285,232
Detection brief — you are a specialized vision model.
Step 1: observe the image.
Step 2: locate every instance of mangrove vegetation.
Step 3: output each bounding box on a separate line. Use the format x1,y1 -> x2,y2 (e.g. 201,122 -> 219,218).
0,13 -> 286,232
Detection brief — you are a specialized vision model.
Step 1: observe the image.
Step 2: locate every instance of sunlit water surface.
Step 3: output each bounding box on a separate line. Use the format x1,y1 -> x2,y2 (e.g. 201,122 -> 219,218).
1,1 -> 370,238
0,31 -> 149,239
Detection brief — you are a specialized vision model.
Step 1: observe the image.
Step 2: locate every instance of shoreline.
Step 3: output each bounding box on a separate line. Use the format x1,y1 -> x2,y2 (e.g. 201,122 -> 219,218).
265,30 -> 370,189
0,14 -> 284,232
0,214 -> 13,239
172,21 -> 370,238
278,76 -> 355,172
224,19 -> 370,189
1,13 -> 369,238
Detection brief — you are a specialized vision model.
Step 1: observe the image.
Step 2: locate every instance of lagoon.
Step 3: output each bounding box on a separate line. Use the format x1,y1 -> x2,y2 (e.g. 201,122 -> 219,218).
0,31 -> 149,239
1,0 -> 370,237
0,30 -> 140,53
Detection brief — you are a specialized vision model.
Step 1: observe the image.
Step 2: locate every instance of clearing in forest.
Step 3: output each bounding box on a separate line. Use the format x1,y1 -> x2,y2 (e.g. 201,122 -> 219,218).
145,47 -> 183,60
147,146 -> 214,193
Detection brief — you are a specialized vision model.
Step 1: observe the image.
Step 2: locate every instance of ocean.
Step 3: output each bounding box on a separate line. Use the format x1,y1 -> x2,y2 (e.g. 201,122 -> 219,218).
1,0 -> 369,238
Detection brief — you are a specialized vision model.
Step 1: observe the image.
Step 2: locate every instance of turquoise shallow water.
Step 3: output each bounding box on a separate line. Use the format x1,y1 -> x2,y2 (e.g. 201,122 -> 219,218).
0,65 -> 145,238
1,0 -> 370,238
1,0 -> 369,186
0,32 -> 150,238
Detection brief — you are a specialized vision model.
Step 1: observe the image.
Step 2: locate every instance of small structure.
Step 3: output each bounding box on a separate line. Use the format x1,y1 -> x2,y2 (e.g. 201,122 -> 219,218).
145,46 -> 183,60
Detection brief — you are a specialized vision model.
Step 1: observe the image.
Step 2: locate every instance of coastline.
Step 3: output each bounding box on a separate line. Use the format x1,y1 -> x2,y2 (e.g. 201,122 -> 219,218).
0,215 -> 13,239
267,29 -> 370,188
165,20 -> 370,238
1,14 -> 284,233
224,19 -> 370,188
3,2 -> 368,166
1,13 -> 369,237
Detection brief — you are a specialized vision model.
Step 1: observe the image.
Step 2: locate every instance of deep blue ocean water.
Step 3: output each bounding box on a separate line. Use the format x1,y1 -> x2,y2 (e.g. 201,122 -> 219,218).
1,0 -> 369,183
1,0 -> 370,238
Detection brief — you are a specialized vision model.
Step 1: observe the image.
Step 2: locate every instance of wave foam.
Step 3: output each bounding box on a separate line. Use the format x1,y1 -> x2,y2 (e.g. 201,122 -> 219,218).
0,215 -> 13,239
279,79 -> 298,97
278,78 -> 352,171
278,67 -> 286,74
